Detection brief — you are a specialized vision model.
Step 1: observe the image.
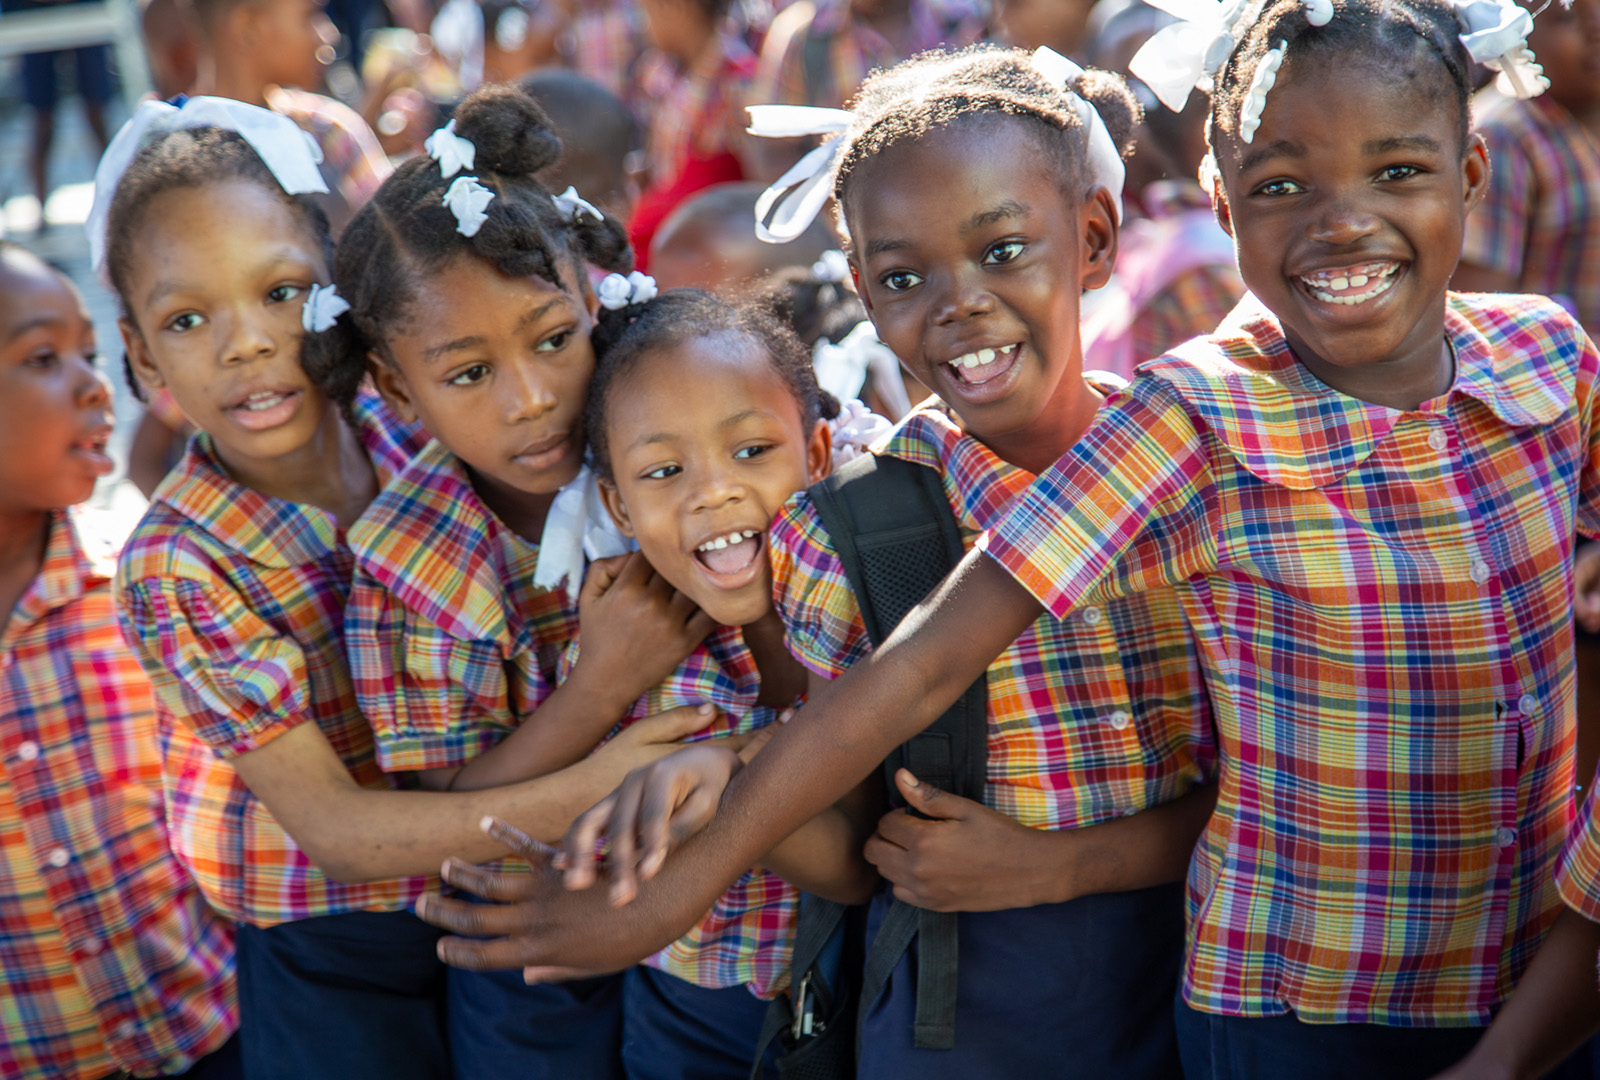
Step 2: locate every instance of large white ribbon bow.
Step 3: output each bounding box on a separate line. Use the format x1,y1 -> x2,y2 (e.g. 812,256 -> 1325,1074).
1129,0 -> 1257,112
88,96 -> 327,276
1030,47 -> 1125,224
746,105 -> 854,244
533,463 -> 636,593
1452,0 -> 1548,98
812,320 -> 912,418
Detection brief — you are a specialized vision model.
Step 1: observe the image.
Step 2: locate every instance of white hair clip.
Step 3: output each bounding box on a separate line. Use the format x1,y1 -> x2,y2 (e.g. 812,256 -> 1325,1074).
1029,47 -> 1126,224
1238,40 -> 1286,143
443,175 -> 495,237
812,249 -> 850,283
1197,152 -> 1221,195
1130,0 -> 1261,112
426,118 -> 476,178
301,283 -> 350,333
746,105 -> 854,243
812,320 -> 911,418
1305,0 -> 1333,24
596,270 -> 658,311
86,95 -> 328,277
1452,0 -> 1548,98
552,186 -> 604,223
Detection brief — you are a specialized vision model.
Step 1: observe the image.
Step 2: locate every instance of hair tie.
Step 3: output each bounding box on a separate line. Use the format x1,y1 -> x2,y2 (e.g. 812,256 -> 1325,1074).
552,186 -> 605,224
86,95 -> 328,277
426,118 -> 477,178
597,271 -> 658,312
1451,0 -> 1548,98
746,105 -> 855,244
1238,40 -> 1286,143
1129,0 -> 1263,112
301,283 -> 349,333
443,176 -> 495,237
1028,47 -> 1126,224
1305,0 -> 1333,25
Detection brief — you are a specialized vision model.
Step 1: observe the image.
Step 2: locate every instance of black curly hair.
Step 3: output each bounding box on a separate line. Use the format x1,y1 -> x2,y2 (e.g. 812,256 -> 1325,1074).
829,45 -> 1141,227
102,127 -> 333,403
1206,0 -> 1472,153
585,289 -> 841,480
302,83 -> 635,413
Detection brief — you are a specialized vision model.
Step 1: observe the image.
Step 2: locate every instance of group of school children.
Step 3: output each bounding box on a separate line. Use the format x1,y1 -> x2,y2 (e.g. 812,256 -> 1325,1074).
8,0 -> 1600,1077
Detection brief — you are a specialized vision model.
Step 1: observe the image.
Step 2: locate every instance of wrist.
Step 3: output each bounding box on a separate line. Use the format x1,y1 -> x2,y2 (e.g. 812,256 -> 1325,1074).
563,659 -> 637,720
1028,822 -> 1081,907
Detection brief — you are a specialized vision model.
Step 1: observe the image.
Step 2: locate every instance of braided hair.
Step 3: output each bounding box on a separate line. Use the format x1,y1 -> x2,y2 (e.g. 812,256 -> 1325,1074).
302,83 -> 634,411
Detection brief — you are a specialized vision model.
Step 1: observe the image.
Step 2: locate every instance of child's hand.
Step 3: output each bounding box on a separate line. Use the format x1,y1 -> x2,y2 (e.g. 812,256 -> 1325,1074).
863,768 -> 1055,912
574,553 -> 716,710
587,702 -> 721,775
556,742 -> 747,907
1576,542 -> 1600,634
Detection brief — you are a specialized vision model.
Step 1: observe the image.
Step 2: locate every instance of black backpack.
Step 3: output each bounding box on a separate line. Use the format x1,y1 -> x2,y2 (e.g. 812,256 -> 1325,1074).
752,453 -> 988,1079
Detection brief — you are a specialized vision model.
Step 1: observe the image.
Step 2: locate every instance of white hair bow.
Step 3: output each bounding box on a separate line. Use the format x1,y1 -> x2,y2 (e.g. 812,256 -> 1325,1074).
552,186 -> 605,223
532,462 -> 636,593
812,320 -> 911,418
1029,47 -> 1125,224
596,271 -> 658,311
301,283 -> 349,333
1452,0 -> 1548,98
826,399 -> 895,467
87,96 -> 327,277
746,105 -> 854,244
1129,0 -> 1258,112
426,118 -> 476,178
443,176 -> 495,237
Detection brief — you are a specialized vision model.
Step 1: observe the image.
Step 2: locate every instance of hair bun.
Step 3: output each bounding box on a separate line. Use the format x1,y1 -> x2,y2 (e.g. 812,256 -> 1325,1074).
451,83 -> 563,178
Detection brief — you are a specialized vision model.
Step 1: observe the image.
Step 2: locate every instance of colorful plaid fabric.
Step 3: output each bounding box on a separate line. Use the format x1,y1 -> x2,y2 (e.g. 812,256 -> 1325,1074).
561,626 -> 798,998
570,0 -> 647,99
347,437 -> 578,775
770,394 -> 1213,831
1462,89 -> 1600,333
1,509 -> 236,1080
981,293 -> 1600,1025
633,29 -> 757,193
754,0 -> 985,110
115,391 -> 435,927
267,86 -> 392,218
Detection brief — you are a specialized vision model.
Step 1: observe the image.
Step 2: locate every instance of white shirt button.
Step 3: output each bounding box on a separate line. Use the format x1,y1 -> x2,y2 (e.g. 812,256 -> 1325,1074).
1470,559 -> 1492,584
1107,710 -> 1132,730
15,741 -> 39,762
81,938 -> 102,956
1518,693 -> 1538,716
1494,826 -> 1516,849
46,848 -> 70,868
1080,606 -> 1104,626
1427,429 -> 1450,452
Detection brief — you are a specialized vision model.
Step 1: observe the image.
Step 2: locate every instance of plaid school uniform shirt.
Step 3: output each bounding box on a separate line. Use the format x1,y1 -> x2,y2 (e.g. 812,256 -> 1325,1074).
981,293 -> 1600,1026
1462,89 -> 1600,333
559,627 -> 798,998
115,391 -> 434,928
1,509 -> 235,1080
633,29 -> 757,191
346,438 -> 578,776
770,396 -> 1213,834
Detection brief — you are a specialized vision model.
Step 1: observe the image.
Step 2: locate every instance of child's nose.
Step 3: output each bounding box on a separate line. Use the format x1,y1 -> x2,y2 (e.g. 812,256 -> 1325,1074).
76,360 -> 112,409
930,269 -> 996,325
220,310 -> 276,366
689,463 -> 743,513
1305,198 -> 1381,246
504,359 -> 557,422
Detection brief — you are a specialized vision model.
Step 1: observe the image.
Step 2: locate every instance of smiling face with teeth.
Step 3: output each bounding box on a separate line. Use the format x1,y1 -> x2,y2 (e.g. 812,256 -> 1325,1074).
845,116 -> 1117,474
1212,50 -> 1489,408
596,331 -> 831,628
121,180 -> 345,481
0,246 -> 116,517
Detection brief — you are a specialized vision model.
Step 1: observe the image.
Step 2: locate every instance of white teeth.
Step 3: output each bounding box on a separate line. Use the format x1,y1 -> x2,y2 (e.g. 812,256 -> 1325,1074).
977,348 -> 995,364
1350,274 -> 1368,287
696,529 -> 759,553
949,344 -> 1019,371
1330,277 -> 1348,290
240,391 -> 286,411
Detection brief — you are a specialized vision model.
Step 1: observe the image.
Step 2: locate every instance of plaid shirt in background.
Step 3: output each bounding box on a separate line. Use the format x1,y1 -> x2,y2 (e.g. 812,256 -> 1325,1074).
982,294 -> 1600,1025
1,510 -> 235,1079
115,391 -> 434,927
754,0 -> 985,109
770,395 -> 1213,832
560,626 -> 798,998
1462,89 -> 1600,333
569,0 -> 648,98
267,86 -> 392,221
634,29 -> 758,191
347,438 -> 578,774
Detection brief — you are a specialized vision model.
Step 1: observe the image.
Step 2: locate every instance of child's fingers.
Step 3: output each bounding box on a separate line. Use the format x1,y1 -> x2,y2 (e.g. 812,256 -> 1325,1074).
439,857 -> 535,902
579,554 -> 629,602
524,965 -> 614,985
737,724 -> 780,763
633,702 -> 717,743
682,608 -> 719,643
560,794 -> 617,892
416,891 -> 538,939
604,772 -> 646,907
635,772 -> 693,882
479,815 -> 556,865
436,932 -> 541,972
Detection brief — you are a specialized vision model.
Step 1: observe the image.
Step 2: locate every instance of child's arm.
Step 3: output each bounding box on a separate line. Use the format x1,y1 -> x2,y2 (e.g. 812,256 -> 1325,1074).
864,769 -> 1215,912
1428,907 -> 1600,1080
443,552 -> 716,791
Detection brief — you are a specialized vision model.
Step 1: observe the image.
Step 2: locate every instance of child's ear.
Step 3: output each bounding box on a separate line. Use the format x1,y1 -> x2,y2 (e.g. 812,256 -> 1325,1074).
1079,188 -> 1119,292
806,418 -> 832,485
596,476 -> 637,538
1211,182 -> 1234,239
367,351 -> 419,424
120,318 -> 165,390
1461,133 -> 1491,215
849,257 -> 873,317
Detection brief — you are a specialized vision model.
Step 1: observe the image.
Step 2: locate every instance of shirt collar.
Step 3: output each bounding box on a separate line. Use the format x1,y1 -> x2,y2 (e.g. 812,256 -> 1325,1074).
1140,294 -> 1576,490
153,389 -> 421,569
3,508 -> 123,649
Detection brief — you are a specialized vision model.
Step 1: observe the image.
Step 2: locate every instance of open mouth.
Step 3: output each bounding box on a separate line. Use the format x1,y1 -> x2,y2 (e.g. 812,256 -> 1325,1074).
70,427 -> 115,475
693,529 -> 763,578
225,388 -> 303,431
946,343 -> 1022,386
1296,261 -> 1403,307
